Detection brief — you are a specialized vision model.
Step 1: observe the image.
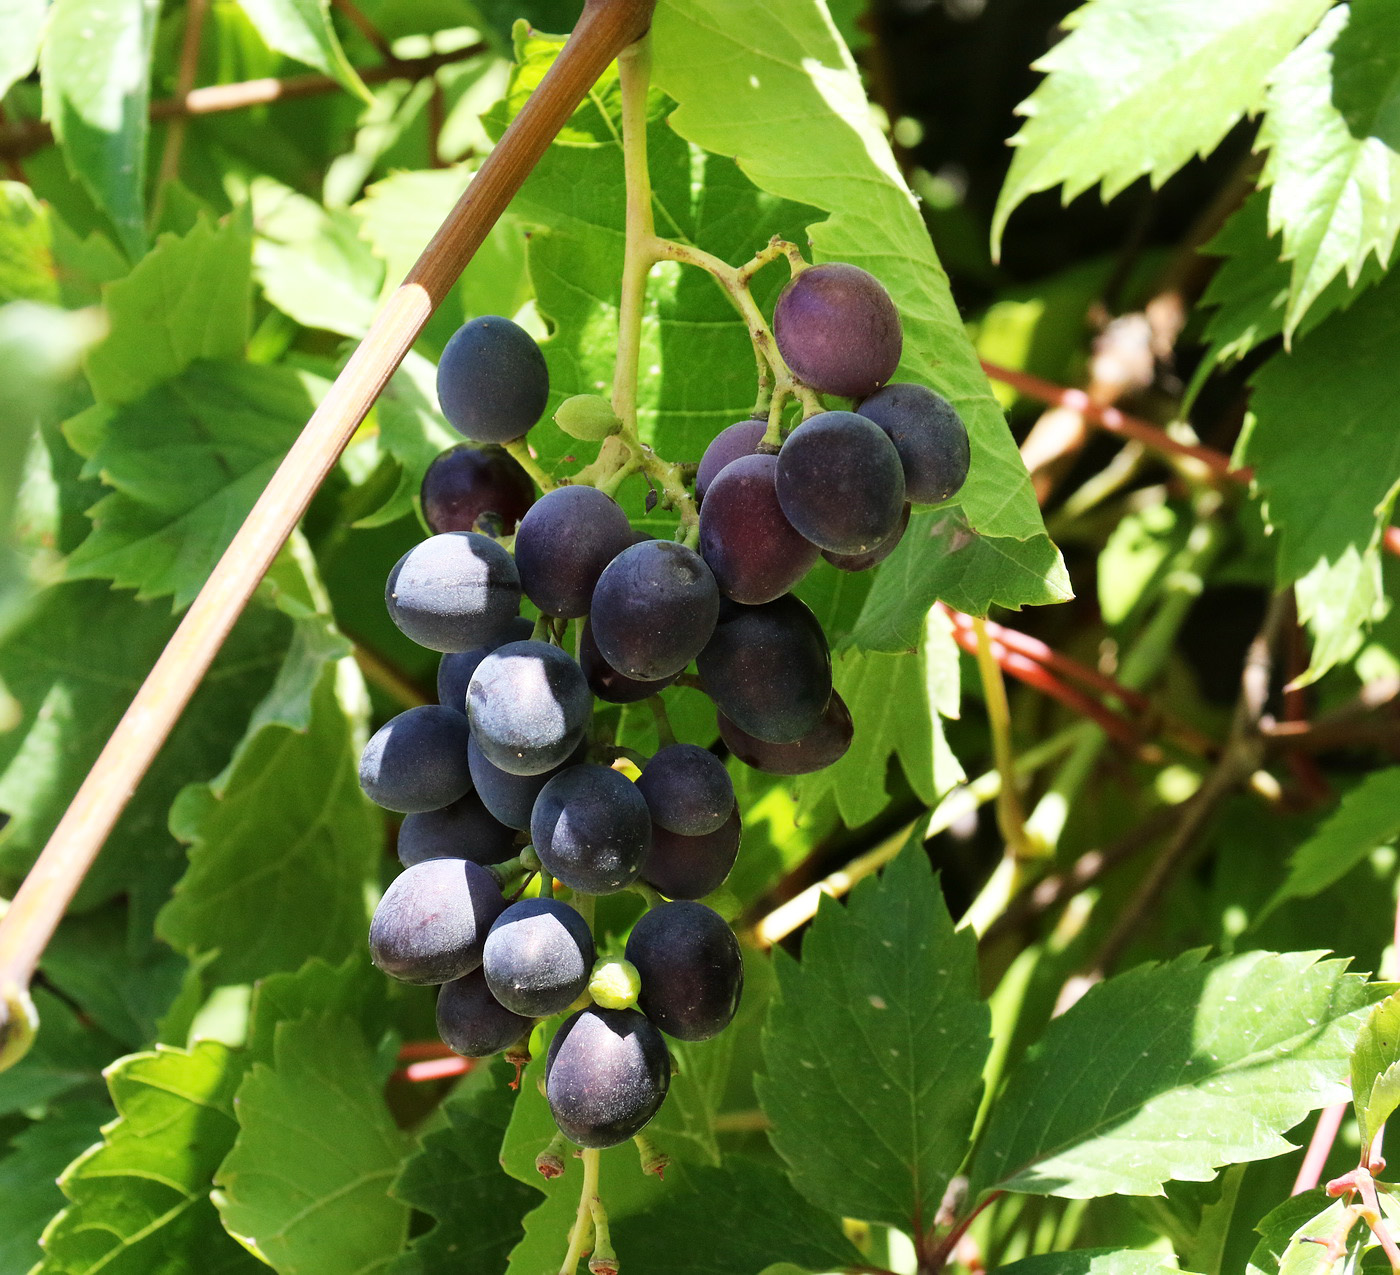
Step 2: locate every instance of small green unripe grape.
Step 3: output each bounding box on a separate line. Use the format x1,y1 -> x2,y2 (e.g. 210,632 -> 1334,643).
589,958 -> 641,1010
555,394 -> 621,442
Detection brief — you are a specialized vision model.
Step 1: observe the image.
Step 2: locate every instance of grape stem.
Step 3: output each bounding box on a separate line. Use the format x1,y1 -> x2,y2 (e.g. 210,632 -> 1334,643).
559,1146 -> 602,1274
503,438 -> 558,493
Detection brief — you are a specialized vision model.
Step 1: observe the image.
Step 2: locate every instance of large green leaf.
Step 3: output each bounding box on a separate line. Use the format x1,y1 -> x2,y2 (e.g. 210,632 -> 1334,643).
0,1102 -> 106,1275
236,0 -> 372,102
1258,1 -> 1400,338
0,0 -> 44,100
36,1043 -> 260,1274
157,661 -> 377,987
1352,991 -> 1400,1151
757,833 -> 990,1231
389,1064 -> 537,1274
990,0 -> 1331,253
63,360 -> 319,606
39,0 -> 160,260
83,212 -> 253,408
214,1014 -> 410,1274
968,950 -> 1385,1200
609,1160 -> 863,1275
1261,769 -> 1400,918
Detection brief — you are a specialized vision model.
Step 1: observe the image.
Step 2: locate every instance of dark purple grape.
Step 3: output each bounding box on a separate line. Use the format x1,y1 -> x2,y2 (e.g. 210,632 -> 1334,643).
641,807 -> 741,900
531,764 -> 650,895
546,1007 -> 670,1147
421,443 -> 535,536
589,541 -> 720,681
579,620 -> 677,703
772,263 -> 901,397
625,901 -> 742,1041
514,485 -> 635,618
695,419 -> 768,500
468,737 -> 586,831
437,967 -> 533,1057
822,503 -> 910,572
775,411 -> 906,555
386,532 -> 521,653
699,453 -> 819,604
856,383 -> 971,504
436,617 -> 534,713
369,858 -> 506,985
397,791 -> 517,867
697,595 -> 831,744
359,705 -> 472,814
467,641 -> 592,776
436,315 -> 548,444
636,744 -> 734,836
483,898 -> 595,1017
719,691 -> 853,775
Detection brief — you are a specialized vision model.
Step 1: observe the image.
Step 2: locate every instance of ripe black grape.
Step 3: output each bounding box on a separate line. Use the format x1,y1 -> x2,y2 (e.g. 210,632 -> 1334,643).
437,967 -> 533,1057
695,418 -> 767,500
776,411 -> 906,554
420,443 -> 535,536
579,620 -> 677,704
513,485 -> 635,618
856,383 -> 971,505
397,791 -> 517,867
436,616 -> 534,714
546,1007 -> 670,1147
467,640 -> 592,776
823,503 -> 910,572
359,704 -> 473,813
482,898 -> 595,1017
641,806 -> 741,900
386,531 -> 521,653
697,594 -> 831,743
436,315 -> 548,444
772,263 -> 901,397
369,858 -> 506,985
719,690 -> 853,775
531,764 -> 651,895
625,901 -> 743,1041
699,453 -> 819,604
589,540 -> 720,681
636,744 -> 734,836
468,736 -> 586,831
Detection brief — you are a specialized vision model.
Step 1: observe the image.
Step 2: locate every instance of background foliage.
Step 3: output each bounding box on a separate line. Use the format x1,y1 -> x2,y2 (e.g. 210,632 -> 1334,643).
3,0 -> 1400,1271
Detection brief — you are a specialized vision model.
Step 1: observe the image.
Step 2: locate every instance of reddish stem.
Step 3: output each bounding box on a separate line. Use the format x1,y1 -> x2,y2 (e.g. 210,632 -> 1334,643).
397,1040 -> 456,1061
1295,1102 -> 1348,1194
925,1191 -> 1004,1270
397,1056 -> 474,1083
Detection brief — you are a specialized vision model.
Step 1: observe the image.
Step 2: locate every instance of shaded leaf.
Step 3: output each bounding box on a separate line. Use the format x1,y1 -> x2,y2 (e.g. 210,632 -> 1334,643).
758,833 -> 990,1231
968,950 -> 1385,1200
1352,991 -> 1400,1150
0,991 -> 116,1119
1246,1192 -> 1359,1275
236,0 -> 372,102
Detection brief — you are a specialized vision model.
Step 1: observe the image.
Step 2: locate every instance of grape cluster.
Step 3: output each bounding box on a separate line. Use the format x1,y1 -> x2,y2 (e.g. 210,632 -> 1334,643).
362,262 -> 969,1152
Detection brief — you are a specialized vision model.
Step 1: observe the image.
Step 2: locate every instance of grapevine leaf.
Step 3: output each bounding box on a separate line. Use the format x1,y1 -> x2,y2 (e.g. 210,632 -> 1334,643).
1261,770 -> 1400,919
967,950 -> 1386,1200
1258,1 -> 1400,338
83,211 -> 253,408
0,0 -> 43,100
0,584 -> 288,906
798,607 -> 963,826
0,1101 -> 106,1274
36,1042 -> 260,1275
990,0 -> 1331,253
0,990 -> 117,1118
757,833 -> 990,1231
389,1064 -> 537,1274
1247,1192 -> 1358,1275
609,1160 -> 864,1275
214,1013 -> 411,1274
243,955 -> 386,1067
235,0 -> 372,102
39,0 -> 160,260
854,510 -> 1072,645
1244,268 -> 1400,634
63,360 -> 320,607
1352,991 -> 1400,1150
996,1251 -> 1195,1275
157,660 -> 378,986
1292,544 -> 1388,686
0,182 -> 59,304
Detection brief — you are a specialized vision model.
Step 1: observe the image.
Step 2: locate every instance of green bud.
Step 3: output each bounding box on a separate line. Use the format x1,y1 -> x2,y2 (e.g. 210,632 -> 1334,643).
588,958 -> 641,1010
555,394 -> 621,442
